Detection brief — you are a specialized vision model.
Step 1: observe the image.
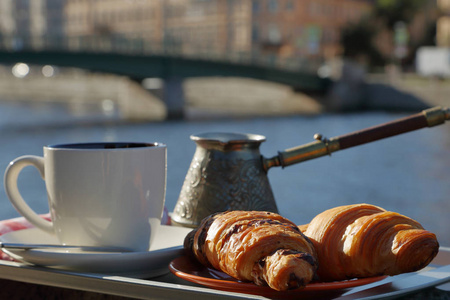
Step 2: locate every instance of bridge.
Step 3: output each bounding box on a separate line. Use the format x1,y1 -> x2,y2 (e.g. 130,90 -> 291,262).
0,51 -> 328,89
0,37 -> 330,118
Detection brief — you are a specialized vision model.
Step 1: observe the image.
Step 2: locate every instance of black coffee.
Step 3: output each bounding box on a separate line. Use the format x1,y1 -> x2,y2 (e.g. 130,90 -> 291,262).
48,142 -> 157,149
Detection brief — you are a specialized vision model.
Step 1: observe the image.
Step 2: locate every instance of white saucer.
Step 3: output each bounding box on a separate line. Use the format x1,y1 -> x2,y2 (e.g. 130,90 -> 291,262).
0,225 -> 193,278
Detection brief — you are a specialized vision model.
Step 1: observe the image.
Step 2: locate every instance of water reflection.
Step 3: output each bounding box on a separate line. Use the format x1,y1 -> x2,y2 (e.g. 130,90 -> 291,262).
0,100 -> 449,246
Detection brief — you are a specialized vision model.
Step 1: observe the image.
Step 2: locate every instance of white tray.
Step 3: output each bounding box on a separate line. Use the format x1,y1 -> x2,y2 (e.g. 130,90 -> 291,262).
0,248 -> 448,299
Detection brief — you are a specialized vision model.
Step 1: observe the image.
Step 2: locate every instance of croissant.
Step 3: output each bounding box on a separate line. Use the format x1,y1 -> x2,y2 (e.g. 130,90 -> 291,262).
184,211 -> 318,291
301,203 -> 439,282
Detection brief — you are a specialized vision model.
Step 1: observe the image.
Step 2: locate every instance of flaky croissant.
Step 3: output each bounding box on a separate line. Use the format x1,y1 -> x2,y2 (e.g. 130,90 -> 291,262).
301,203 -> 439,281
184,211 -> 318,291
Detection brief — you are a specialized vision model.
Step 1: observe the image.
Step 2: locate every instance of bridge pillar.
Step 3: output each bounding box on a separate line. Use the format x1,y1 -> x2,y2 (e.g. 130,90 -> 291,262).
163,77 -> 185,119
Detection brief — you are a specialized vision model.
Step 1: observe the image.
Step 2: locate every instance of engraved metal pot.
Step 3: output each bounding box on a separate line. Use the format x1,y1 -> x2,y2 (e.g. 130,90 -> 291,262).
172,107 -> 450,228
172,133 -> 276,228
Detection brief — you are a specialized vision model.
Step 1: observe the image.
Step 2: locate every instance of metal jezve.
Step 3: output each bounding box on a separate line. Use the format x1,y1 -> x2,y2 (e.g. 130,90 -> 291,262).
172,106 -> 450,227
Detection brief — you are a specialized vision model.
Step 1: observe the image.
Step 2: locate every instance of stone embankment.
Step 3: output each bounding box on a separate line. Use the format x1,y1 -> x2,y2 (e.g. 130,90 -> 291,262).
183,72 -> 450,117
0,65 -> 167,122
0,63 -> 323,121
366,73 -> 450,109
0,64 -> 323,121
183,77 -> 323,119
1,63 -> 447,122
322,59 -> 450,112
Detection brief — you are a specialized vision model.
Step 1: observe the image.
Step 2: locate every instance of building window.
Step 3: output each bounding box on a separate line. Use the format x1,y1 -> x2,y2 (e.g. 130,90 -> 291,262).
252,1 -> 260,13
267,23 -> 281,44
309,2 -> 320,16
268,0 -> 278,13
252,24 -> 259,42
286,0 -> 294,11
437,16 -> 450,47
438,0 -> 450,11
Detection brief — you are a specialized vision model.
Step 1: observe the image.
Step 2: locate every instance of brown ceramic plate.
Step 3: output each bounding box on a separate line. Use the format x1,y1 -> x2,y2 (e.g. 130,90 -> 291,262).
169,256 -> 387,299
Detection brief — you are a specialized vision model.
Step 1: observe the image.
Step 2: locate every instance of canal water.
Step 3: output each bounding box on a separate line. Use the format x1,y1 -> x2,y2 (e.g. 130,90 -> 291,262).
0,100 -> 449,246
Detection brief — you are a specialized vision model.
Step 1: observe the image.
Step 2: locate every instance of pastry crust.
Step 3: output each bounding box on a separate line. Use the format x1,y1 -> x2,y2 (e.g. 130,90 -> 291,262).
184,211 -> 318,291
302,204 -> 439,281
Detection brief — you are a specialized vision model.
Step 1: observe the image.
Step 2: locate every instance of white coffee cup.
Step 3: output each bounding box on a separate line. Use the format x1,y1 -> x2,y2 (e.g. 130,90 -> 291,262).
3,142 -> 166,252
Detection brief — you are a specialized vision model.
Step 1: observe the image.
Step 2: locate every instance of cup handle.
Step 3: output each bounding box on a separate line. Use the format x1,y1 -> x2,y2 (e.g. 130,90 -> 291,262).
3,155 -> 54,234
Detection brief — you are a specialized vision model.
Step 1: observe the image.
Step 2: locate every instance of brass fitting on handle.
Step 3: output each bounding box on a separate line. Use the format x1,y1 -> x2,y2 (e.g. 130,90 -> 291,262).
423,106 -> 450,127
263,136 -> 340,171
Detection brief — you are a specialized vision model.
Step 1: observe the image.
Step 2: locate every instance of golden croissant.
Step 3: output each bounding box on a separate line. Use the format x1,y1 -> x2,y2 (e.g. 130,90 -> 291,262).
184,211 -> 318,291
301,203 -> 439,281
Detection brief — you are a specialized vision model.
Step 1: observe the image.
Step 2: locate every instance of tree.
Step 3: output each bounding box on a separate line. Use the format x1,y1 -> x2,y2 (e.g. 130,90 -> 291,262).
340,17 -> 384,67
374,0 -> 430,29
340,0 -> 432,68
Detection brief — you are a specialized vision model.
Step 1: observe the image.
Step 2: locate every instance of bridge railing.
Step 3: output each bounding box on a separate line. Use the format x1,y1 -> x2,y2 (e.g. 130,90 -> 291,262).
0,34 -> 323,74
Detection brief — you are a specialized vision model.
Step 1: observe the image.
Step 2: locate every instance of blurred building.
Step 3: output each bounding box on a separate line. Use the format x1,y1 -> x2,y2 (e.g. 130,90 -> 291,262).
44,0 -> 66,49
2,0 -> 374,63
62,0 -> 372,61
251,0 -> 372,60
64,0 -> 164,52
437,0 -> 450,46
0,0 -> 16,47
163,0 -> 252,56
0,0 -> 30,50
0,0 -> 65,50
64,0 -> 252,56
